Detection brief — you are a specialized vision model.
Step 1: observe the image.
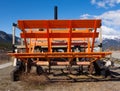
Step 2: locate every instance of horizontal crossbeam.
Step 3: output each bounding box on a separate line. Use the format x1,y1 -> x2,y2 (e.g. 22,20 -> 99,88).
20,32 -> 99,38
18,19 -> 101,30
8,52 -> 111,59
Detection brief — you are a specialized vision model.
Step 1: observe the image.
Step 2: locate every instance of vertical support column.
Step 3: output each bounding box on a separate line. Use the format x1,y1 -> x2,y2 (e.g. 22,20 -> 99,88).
68,21 -> 72,52
21,39 -> 23,45
46,22 -> 51,73
68,21 -> 72,74
29,30 -> 32,53
87,29 -> 91,53
12,23 -> 17,53
22,30 -> 29,53
12,23 -> 16,45
12,23 -> 17,67
47,28 -> 51,52
99,27 -> 102,52
87,38 -> 91,52
91,20 -> 97,52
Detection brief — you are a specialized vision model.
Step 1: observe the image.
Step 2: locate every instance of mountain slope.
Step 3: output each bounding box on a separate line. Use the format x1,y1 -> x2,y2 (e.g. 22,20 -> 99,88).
0,31 -> 20,49
102,36 -> 120,50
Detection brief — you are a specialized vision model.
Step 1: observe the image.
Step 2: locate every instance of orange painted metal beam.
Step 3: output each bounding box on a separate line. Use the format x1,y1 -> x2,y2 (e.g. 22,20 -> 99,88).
20,32 -> 99,38
22,30 -> 29,53
51,42 -> 87,46
18,20 -> 101,30
68,21 -> 72,52
8,52 -> 111,59
28,42 -> 87,46
91,20 -> 98,52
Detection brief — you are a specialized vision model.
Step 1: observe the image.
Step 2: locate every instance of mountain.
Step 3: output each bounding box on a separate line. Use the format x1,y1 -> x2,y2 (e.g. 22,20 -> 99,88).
102,35 -> 120,51
0,31 -> 20,49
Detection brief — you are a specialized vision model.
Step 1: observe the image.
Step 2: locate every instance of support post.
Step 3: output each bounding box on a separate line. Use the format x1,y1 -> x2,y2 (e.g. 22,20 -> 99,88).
21,38 -> 23,46
12,23 -> 17,53
99,27 -> 102,52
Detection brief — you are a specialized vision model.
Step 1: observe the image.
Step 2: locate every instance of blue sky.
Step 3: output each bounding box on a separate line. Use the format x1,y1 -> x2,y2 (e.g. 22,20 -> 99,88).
0,0 -> 120,38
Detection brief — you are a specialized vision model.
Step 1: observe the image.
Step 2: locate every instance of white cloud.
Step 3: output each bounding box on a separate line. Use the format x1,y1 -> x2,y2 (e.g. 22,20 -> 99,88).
97,1 -> 106,8
91,0 -> 120,8
79,14 -> 90,19
98,10 -> 120,27
101,26 -> 119,36
80,10 -> 120,37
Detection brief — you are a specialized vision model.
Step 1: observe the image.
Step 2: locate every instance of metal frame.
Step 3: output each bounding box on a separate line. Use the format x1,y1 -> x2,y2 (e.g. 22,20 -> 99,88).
9,19 -> 112,74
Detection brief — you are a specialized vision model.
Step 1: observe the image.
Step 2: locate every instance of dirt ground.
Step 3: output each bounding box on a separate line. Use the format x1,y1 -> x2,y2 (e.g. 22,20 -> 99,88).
0,66 -> 120,91
0,53 -> 10,64
0,52 -> 120,91
0,65 -> 120,91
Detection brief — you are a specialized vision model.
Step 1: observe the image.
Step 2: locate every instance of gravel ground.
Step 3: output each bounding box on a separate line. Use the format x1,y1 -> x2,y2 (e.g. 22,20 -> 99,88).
112,51 -> 120,59
0,65 -> 120,91
0,52 -> 120,91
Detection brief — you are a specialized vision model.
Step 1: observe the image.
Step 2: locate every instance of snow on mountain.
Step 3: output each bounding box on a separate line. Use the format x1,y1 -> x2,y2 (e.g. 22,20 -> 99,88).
102,35 -> 120,40
102,35 -> 120,50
